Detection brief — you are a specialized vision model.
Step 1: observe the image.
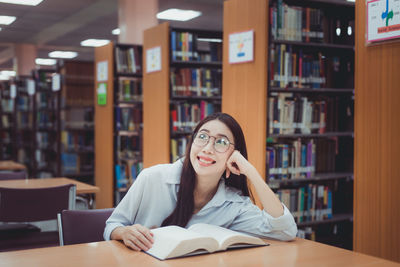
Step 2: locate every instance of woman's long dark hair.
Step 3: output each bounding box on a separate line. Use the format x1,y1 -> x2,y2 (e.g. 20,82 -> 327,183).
161,113 -> 251,227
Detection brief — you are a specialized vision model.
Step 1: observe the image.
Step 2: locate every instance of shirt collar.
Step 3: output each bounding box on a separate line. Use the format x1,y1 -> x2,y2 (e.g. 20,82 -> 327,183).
165,158 -> 184,184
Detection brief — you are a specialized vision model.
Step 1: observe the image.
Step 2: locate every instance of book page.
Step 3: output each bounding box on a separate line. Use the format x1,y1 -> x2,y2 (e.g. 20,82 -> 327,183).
188,223 -> 266,251
146,226 -> 219,260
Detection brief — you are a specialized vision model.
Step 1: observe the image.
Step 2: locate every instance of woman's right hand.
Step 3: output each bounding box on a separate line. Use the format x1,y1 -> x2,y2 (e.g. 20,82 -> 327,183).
111,224 -> 154,251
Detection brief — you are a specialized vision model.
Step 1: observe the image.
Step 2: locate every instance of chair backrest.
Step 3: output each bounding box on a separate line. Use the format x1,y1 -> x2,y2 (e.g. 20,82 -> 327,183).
57,208 -> 114,246
0,170 -> 27,180
0,184 -> 76,223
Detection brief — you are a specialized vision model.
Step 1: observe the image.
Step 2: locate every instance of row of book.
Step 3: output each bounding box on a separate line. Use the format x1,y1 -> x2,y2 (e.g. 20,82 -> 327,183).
171,31 -> 197,61
267,138 -> 338,177
276,184 -> 332,223
117,78 -> 142,102
116,135 -> 141,160
267,139 -> 315,180
270,44 -> 326,89
270,1 -> 354,45
268,93 -> 348,134
297,227 -> 315,240
36,92 -> 56,109
61,131 -> 94,151
36,132 -> 52,149
115,161 -> 143,189
16,95 -> 32,111
270,1 -> 324,42
115,107 -> 142,132
171,136 -> 189,163
61,153 -> 94,175
269,93 -> 326,135
171,101 -> 219,132
1,99 -> 14,112
115,46 -> 142,74
170,68 -> 221,97
1,115 -> 12,128
16,113 -> 33,129
36,112 -> 55,128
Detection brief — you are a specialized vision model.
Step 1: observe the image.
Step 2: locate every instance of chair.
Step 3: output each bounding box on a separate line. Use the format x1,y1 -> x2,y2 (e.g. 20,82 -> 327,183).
0,170 -> 27,180
0,184 -> 76,251
57,208 -> 114,246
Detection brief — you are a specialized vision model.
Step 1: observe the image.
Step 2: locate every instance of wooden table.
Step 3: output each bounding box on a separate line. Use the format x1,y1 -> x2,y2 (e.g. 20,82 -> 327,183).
0,160 -> 26,171
0,177 -> 99,195
0,238 -> 398,267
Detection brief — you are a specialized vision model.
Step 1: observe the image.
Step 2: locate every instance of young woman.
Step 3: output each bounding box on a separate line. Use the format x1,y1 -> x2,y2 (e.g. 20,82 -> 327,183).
104,113 -> 297,251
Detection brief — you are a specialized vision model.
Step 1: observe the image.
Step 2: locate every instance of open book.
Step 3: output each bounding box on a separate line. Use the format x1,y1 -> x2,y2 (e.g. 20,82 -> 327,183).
145,223 -> 268,260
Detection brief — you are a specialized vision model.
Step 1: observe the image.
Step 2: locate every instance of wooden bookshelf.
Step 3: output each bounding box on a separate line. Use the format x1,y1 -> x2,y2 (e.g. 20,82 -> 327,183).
143,23 -> 170,168
222,0 -> 269,207
58,60 -> 95,184
0,81 -> 16,161
95,43 -> 115,208
223,0 -> 355,249
354,0 -> 400,262
143,23 -> 223,166
95,42 -> 143,207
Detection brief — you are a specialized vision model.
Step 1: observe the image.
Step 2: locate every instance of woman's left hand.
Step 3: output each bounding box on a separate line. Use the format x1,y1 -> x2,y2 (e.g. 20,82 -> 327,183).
225,150 -> 254,178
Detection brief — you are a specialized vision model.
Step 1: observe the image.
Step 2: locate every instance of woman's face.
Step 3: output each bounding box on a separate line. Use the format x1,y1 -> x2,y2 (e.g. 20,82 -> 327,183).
190,119 -> 235,180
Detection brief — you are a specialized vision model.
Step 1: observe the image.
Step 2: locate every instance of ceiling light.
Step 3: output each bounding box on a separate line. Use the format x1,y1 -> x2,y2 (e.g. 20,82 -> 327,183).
35,58 -> 57,66
48,51 -> 78,59
346,0 -> 355,2
0,15 -> 16,25
80,39 -> 110,47
156,8 -> 201,21
197,38 -> 222,43
112,28 -> 120,35
0,0 -> 43,5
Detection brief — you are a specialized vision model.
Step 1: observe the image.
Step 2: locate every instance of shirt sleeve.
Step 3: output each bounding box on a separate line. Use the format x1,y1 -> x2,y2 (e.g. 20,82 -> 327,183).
228,198 -> 298,241
103,169 -> 149,241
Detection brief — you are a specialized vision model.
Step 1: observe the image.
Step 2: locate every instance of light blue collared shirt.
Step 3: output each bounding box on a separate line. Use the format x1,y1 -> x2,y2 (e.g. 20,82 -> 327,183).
104,159 -> 297,241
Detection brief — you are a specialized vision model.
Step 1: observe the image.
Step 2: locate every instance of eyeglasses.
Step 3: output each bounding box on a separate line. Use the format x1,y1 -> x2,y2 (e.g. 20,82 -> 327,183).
193,132 -> 234,153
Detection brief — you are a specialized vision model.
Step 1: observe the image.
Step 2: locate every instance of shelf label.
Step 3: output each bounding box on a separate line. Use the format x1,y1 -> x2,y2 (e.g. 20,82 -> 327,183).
27,79 -> 35,95
146,46 -> 161,73
97,60 -> 108,82
10,84 -> 16,98
52,73 -> 60,91
366,0 -> 400,44
229,29 -> 254,64
97,82 -> 107,106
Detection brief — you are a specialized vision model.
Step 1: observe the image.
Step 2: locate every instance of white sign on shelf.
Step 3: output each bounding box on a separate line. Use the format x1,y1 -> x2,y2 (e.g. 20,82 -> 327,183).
52,73 -> 60,91
10,84 -> 16,99
146,46 -> 162,73
97,60 -> 108,82
229,30 -> 254,64
27,79 -> 35,95
367,0 -> 400,44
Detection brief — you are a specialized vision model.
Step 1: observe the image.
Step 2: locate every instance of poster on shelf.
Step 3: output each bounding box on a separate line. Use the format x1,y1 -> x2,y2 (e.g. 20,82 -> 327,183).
27,79 -> 35,95
52,73 -> 60,91
366,0 -> 400,44
97,83 -> 107,106
97,60 -> 108,82
146,46 -> 161,73
10,84 -> 16,98
228,30 -> 254,64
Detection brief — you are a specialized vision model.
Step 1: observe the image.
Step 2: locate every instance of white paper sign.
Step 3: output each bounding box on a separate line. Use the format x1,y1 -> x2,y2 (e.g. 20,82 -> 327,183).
146,46 -> 161,73
229,30 -> 254,64
367,0 -> 400,43
97,61 -> 108,82
52,73 -> 60,91
27,79 -> 35,95
10,84 -> 16,99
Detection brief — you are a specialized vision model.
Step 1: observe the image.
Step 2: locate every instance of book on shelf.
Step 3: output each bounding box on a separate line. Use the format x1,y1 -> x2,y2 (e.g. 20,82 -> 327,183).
146,223 -> 268,260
